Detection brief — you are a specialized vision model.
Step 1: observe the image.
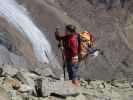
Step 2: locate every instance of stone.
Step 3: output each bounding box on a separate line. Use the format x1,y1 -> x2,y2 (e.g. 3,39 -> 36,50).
36,78 -> 80,97
14,72 -> 39,95
14,72 -> 38,85
30,64 -> 55,77
66,94 -> 86,100
0,67 -> 3,76
3,77 -> 21,91
11,80 -> 21,90
18,84 -> 33,93
111,80 -> 131,88
1,65 -> 18,76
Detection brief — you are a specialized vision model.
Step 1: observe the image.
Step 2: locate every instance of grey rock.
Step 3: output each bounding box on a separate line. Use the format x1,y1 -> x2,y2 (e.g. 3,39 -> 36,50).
0,45 -> 13,65
30,64 -> 55,77
19,84 -> 33,93
66,94 -> 86,100
15,72 -> 38,85
0,65 -> 18,76
39,78 -> 80,97
111,80 -> 131,88
14,72 -> 39,94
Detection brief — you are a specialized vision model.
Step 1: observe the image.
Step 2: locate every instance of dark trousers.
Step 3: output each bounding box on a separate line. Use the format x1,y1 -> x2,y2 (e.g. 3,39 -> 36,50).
120,0 -> 126,8
66,60 -> 79,80
107,0 -> 114,9
95,0 -> 113,9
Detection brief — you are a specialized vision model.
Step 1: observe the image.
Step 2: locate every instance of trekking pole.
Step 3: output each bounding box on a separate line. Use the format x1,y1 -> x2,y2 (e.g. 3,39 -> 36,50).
55,26 -> 66,80
59,42 -> 66,80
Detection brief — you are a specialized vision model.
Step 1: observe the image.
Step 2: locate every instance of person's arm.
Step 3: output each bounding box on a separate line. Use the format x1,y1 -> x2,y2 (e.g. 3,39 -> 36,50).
55,27 -> 61,41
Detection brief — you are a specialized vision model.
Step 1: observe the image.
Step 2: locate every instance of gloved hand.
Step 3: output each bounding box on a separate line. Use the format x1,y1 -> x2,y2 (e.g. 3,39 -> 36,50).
72,56 -> 78,64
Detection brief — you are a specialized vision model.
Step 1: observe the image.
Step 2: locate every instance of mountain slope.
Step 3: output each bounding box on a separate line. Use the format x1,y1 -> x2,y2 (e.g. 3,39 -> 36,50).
0,0 -> 133,80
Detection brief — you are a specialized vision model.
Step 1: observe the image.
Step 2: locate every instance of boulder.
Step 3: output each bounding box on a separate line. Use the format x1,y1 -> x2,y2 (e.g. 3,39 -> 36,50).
0,65 -> 18,76
18,84 -> 33,93
14,72 -> 39,95
35,78 -> 80,97
3,77 -> 21,91
29,64 -> 55,78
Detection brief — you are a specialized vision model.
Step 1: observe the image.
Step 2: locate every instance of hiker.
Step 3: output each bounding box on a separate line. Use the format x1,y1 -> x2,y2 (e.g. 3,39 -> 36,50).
55,25 -> 80,86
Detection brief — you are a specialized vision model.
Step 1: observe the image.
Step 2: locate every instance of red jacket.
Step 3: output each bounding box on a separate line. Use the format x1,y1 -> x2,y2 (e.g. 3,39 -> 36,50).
66,34 -> 78,58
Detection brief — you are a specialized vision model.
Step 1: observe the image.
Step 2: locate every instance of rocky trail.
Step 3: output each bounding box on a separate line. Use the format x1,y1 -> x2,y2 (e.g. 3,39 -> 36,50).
0,64 -> 133,100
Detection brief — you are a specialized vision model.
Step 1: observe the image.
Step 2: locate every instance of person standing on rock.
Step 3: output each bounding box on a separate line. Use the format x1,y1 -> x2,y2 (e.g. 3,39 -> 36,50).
55,25 -> 80,87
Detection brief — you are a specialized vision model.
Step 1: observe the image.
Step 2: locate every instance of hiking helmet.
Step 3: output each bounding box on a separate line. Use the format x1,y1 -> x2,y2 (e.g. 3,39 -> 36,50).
65,24 -> 76,35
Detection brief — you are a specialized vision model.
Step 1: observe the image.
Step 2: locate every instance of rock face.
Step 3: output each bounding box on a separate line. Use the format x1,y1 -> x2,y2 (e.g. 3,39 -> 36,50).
0,64 -> 133,100
0,17 -> 37,66
0,45 -> 28,66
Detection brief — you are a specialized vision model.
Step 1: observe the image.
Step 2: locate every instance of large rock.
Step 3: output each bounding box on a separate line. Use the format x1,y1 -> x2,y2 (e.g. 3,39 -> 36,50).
29,64 -> 55,78
35,78 -> 80,97
0,65 -> 28,77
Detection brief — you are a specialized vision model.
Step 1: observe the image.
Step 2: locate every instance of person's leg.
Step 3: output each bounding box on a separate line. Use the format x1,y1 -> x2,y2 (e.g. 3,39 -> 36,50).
107,0 -> 114,10
67,62 -> 79,80
71,63 -> 80,86
67,62 -> 73,80
95,0 -> 108,9
120,0 -> 126,8
67,62 -> 80,86
103,0 -> 108,5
